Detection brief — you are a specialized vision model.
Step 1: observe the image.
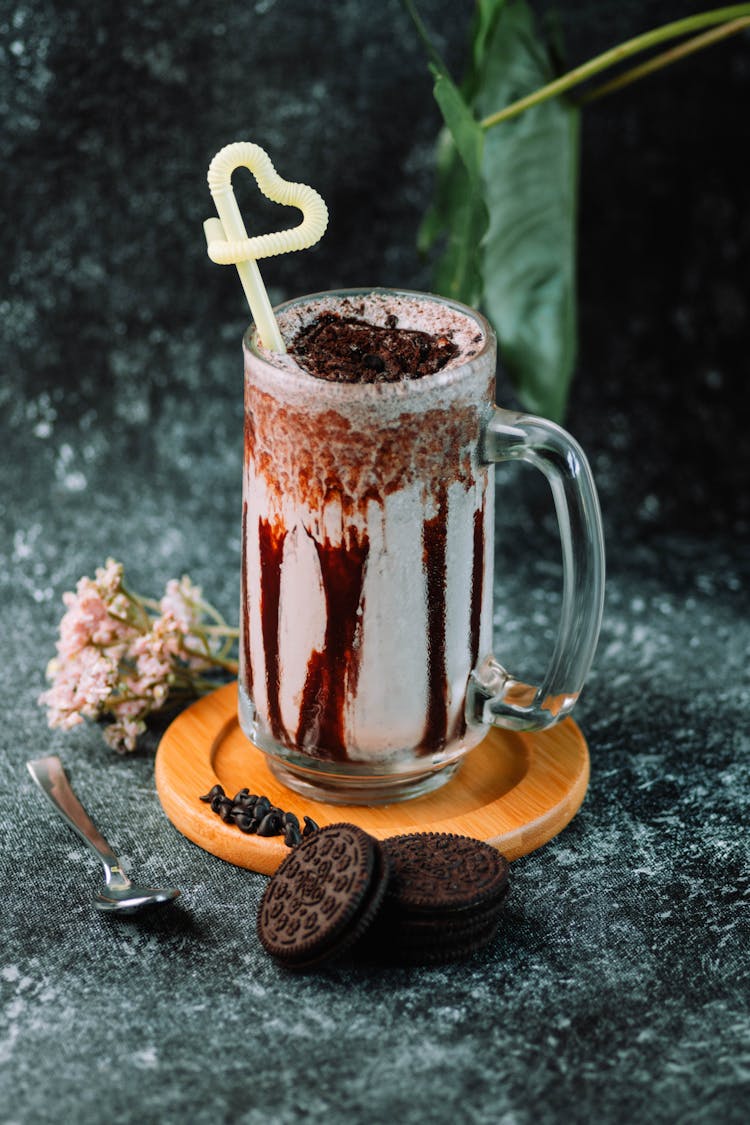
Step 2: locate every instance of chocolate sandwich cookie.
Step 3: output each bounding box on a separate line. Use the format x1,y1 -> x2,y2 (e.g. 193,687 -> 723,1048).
257,823 -> 389,970
369,832 -> 510,964
381,884 -> 512,965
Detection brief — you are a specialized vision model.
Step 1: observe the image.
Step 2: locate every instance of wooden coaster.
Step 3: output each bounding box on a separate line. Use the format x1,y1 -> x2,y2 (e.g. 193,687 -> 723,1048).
155,682 -> 589,875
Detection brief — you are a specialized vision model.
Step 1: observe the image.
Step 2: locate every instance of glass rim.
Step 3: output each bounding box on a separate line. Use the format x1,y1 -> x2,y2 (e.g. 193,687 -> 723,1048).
242,287 -> 496,398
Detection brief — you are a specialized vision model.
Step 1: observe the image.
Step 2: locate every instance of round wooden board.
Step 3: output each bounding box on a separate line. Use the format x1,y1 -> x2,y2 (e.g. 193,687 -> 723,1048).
155,682 -> 590,874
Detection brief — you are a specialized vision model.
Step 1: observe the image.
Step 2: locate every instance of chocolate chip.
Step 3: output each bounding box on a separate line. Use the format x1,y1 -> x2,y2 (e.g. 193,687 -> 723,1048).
217,798 -> 235,822
234,794 -> 258,811
200,784 -> 224,803
200,785 -> 311,844
253,796 -> 271,819
284,823 -> 302,847
257,811 -> 283,837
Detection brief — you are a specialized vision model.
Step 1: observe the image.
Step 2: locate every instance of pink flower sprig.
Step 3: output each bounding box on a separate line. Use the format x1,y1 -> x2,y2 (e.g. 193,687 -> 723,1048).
39,559 -> 239,752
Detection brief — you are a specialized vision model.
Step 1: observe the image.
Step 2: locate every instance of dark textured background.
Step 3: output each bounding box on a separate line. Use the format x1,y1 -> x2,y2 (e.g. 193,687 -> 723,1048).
2,2 -> 749,1123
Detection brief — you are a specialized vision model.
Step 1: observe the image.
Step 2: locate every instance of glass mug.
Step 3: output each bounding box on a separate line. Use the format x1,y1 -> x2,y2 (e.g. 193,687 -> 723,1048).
238,289 -> 605,803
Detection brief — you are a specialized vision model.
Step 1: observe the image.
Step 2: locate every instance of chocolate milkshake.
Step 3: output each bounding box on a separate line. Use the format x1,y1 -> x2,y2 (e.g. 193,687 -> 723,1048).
239,289 -> 496,801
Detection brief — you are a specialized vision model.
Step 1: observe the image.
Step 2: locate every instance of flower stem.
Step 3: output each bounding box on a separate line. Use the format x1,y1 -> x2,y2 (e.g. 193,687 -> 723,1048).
197,598 -> 231,630
116,583 -> 152,631
578,15 -> 750,104
106,607 -> 147,633
480,5 -> 750,130
137,595 -> 162,613
190,675 -> 236,693
193,623 -> 240,662
181,644 -> 239,674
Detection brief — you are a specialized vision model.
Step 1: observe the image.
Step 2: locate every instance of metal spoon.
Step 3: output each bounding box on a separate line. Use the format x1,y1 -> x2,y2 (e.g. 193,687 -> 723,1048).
27,754 -> 180,915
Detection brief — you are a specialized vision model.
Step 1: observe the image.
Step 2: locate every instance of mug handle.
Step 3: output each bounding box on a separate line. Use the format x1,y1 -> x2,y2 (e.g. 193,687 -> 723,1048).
466,407 -> 606,732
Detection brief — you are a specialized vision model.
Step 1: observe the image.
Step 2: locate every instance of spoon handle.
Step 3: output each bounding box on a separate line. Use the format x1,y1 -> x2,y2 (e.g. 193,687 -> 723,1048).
27,755 -> 124,875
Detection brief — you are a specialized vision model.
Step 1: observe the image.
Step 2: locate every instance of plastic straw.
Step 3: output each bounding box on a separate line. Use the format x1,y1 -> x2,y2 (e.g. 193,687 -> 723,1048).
203,213 -> 284,352
204,142 -> 329,353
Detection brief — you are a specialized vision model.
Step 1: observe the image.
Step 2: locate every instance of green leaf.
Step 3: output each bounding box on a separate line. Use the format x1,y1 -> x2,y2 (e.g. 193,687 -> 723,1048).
417,126 -> 457,255
412,0 -> 579,420
466,0 -> 508,98
415,0 -> 504,272
476,0 -> 579,421
419,70 -> 489,307
432,69 -> 484,188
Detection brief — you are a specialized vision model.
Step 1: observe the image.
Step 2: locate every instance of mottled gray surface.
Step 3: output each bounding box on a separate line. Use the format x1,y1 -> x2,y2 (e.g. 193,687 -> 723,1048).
2,1 -> 749,1123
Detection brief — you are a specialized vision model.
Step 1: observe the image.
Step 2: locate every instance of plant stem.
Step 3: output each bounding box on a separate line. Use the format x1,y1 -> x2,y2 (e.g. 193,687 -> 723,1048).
196,598 -> 232,630
181,644 -> 239,673
107,607 -> 147,633
118,582 -> 154,627
191,674 -> 237,692
480,5 -> 750,130
137,595 -> 162,612
578,15 -> 750,104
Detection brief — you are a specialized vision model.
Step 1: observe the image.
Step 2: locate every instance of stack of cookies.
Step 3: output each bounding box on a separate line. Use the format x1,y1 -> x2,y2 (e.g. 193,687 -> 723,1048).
258,823 -> 510,970
367,832 -> 510,964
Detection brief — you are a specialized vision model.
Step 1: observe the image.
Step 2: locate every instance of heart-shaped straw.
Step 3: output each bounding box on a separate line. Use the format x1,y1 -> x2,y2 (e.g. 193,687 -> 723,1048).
204,142 -> 329,352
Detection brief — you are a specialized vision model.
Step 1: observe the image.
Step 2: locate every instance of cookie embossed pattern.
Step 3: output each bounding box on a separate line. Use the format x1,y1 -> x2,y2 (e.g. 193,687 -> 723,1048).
258,823 -> 390,969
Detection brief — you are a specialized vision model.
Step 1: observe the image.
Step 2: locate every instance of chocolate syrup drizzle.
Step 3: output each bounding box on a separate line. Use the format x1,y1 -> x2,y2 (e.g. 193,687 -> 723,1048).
250,494 -> 486,759
243,347 -> 493,761
450,499 -> 486,742
258,517 -> 287,743
418,493 -> 487,752
295,530 -> 370,760
469,500 -> 486,674
418,488 -> 450,753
